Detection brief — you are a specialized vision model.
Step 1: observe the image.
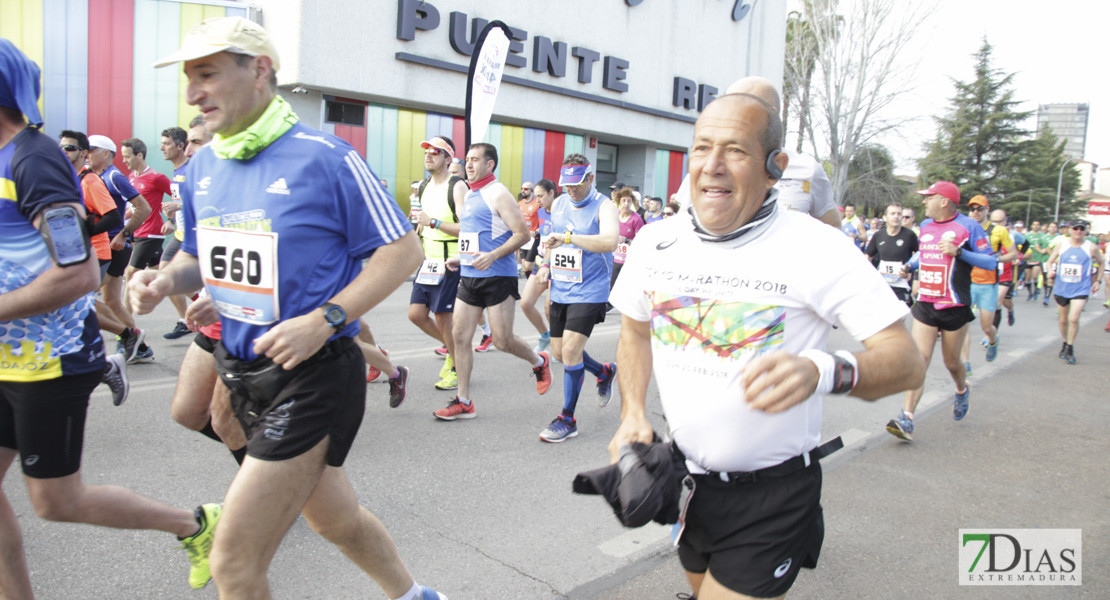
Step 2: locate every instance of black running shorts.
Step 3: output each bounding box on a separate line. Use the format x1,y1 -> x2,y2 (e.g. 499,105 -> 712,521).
549,301 -> 607,337
409,267 -> 461,314
0,371 -> 100,478
457,275 -> 519,308
106,245 -> 132,278
129,237 -> 163,269
1055,294 -> 1088,307
214,338 -> 365,467
911,300 -> 974,331
678,462 -> 824,598
193,332 -> 220,354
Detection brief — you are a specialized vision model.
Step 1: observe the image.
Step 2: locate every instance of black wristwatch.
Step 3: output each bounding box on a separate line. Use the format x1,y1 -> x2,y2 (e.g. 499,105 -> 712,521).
321,302 -> 347,330
831,353 -> 856,395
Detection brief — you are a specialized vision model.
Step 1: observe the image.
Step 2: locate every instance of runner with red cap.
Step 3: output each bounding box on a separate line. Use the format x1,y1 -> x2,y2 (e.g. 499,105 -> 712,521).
887,181 -> 997,441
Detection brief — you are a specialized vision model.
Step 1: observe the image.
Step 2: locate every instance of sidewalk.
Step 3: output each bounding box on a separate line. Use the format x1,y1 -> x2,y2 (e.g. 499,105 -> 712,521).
585,309 -> 1110,599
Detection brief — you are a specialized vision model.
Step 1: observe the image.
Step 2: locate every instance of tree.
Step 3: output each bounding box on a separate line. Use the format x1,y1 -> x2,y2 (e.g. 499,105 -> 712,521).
1000,128 -> 1081,224
843,144 -> 904,216
787,0 -> 931,206
918,40 -> 1032,199
783,4 -> 819,152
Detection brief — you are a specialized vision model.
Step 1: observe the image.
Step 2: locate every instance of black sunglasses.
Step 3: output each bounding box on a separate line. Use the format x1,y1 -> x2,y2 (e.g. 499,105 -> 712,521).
60,144 -> 81,152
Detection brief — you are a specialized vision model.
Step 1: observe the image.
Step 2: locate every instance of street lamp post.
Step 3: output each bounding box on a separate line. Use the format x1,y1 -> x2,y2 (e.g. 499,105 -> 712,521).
1055,156 -> 1078,224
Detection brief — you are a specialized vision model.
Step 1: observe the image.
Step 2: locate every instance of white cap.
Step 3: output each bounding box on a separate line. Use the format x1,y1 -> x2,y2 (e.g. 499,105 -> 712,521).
154,16 -> 280,71
88,134 -> 116,154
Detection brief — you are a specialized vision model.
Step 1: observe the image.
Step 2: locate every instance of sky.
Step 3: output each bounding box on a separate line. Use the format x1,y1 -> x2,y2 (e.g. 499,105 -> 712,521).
784,0 -> 1109,178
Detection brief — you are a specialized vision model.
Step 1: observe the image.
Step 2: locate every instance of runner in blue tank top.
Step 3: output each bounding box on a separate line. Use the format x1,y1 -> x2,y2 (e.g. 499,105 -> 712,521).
434,142 -> 554,421
1046,220 -> 1104,364
534,155 -> 619,442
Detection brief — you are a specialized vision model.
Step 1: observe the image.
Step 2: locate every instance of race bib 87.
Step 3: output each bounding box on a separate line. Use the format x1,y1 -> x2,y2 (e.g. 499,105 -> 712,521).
197,226 -> 279,324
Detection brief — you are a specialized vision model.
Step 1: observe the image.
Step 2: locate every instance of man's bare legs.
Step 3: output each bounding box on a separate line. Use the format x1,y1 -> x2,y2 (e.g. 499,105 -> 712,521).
0,448 -> 33,600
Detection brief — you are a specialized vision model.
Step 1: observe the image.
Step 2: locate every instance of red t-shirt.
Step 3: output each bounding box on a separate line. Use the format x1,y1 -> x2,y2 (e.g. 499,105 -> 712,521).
519,197 -> 541,232
129,166 -> 170,239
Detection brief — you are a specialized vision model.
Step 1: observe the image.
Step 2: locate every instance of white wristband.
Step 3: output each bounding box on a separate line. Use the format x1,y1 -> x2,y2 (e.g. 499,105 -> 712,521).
799,349 -> 858,395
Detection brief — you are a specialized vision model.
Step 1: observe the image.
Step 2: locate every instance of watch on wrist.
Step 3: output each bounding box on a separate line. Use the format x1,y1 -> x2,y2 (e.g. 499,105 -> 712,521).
564,231 -> 572,245
955,247 -> 963,258
321,302 -> 347,330
831,351 -> 857,395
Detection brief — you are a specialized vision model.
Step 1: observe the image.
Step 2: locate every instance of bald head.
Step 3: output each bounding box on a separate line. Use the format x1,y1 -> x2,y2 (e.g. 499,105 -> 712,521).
725,76 -> 781,115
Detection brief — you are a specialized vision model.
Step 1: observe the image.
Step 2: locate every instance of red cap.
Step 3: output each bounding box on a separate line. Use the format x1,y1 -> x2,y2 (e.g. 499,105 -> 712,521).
917,181 -> 960,205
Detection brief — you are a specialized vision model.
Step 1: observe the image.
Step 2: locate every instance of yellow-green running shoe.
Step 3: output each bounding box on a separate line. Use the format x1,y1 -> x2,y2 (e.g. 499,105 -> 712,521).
438,354 -> 454,380
435,368 -> 458,390
180,503 -> 222,589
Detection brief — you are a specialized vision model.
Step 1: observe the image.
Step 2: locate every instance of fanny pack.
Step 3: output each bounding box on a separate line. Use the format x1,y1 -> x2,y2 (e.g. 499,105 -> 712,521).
213,337 -> 355,414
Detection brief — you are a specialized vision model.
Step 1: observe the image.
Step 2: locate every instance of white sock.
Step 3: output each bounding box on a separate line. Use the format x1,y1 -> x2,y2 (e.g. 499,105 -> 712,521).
392,582 -> 420,600
532,354 -> 546,368
480,322 -> 491,336
458,396 -> 471,406
904,411 -> 914,420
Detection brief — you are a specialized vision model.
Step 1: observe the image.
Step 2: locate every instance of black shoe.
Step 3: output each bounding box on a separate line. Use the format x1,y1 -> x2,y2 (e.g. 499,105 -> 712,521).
164,321 -> 192,340
1059,342 -> 1068,360
1066,348 -> 1077,365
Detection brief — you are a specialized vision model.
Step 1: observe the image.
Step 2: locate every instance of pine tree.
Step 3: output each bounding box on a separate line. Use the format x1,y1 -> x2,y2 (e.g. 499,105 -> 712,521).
918,39 -> 1031,200
1001,128 -> 1081,224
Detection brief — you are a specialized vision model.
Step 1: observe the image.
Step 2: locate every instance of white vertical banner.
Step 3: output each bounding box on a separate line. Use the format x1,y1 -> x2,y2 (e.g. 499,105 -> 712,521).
465,20 -> 512,151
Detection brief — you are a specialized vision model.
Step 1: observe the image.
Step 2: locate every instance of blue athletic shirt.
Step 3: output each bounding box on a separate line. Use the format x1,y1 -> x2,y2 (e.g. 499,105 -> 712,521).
100,164 -> 139,240
1054,241 -> 1094,299
181,122 -> 411,361
0,127 -> 104,381
459,178 -> 517,279
549,187 -> 613,304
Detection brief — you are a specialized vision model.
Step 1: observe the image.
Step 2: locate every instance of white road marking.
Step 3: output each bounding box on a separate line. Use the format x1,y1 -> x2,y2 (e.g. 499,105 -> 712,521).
598,522 -> 671,557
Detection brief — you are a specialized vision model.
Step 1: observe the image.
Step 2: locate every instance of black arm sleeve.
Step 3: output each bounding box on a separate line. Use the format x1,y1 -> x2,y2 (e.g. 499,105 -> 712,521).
88,209 -> 121,235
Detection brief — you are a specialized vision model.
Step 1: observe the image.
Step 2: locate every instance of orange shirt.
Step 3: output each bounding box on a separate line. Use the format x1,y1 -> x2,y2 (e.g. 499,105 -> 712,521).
519,197 -> 541,232
79,169 -> 116,261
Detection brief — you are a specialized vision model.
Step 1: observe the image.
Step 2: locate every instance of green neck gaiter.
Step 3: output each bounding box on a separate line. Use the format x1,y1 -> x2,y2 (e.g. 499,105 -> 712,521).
209,94 -> 299,160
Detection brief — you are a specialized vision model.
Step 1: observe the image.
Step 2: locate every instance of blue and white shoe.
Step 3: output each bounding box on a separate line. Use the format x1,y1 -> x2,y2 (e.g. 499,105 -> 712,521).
985,338 -> 998,362
953,385 -> 970,421
419,585 -> 448,600
539,415 -> 578,443
130,345 -> 155,364
533,332 -> 550,355
597,362 -> 617,407
886,411 -> 914,441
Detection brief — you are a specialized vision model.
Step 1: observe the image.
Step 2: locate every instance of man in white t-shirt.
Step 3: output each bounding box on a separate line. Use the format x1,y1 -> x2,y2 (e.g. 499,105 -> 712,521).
608,93 -> 924,600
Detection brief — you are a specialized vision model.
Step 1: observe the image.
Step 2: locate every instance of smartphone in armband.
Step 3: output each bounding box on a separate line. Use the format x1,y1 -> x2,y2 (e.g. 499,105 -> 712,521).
41,205 -> 91,267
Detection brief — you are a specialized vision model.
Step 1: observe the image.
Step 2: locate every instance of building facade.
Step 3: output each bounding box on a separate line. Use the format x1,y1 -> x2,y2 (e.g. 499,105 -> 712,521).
1037,103 -> 1089,159
1,0 -> 787,210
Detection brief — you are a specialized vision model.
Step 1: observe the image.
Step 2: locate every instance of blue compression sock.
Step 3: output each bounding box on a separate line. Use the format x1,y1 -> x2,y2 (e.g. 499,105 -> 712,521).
581,351 -> 604,377
563,362 -> 585,415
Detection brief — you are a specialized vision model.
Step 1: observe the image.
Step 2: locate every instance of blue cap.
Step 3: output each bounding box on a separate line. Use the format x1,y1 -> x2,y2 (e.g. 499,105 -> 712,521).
558,164 -> 593,187
0,38 -> 43,127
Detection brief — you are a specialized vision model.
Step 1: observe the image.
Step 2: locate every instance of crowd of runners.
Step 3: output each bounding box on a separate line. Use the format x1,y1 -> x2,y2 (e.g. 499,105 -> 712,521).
2,16 -> 1107,600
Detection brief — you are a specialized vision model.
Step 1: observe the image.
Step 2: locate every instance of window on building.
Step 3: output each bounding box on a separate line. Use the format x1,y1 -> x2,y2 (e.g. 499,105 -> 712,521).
596,143 -> 618,173
325,100 -> 366,127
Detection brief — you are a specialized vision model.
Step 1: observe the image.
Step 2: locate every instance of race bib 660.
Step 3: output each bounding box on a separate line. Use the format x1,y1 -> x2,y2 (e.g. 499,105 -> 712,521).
198,226 -> 279,324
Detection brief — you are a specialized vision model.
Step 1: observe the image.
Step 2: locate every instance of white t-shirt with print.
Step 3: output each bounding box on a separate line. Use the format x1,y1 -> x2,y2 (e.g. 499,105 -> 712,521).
609,210 -> 906,473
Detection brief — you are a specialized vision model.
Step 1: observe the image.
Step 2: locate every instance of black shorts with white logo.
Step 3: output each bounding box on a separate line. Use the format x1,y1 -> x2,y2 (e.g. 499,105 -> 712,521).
129,237 -> 163,269
549,301 -> 607,337
457,275 -> 520,308
213,337 -> 365,467
911,300 -> 974,331
0,371 -> 101,478
678,462 -> 824,598
410,267 -> 461,314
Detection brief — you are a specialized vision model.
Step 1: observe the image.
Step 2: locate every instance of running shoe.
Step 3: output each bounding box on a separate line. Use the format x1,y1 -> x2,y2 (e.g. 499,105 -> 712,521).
130,345 -> 155,364
434,398 -> 476,421
1059,341 -> 1068,360
1104,321 -> 1110,332
438,354 -> 454,380
102,353 -> 129,406
434,345 -> 448,357
533,332 -> 551,355
118,328 -> 145,363
965,361 -> 972,377
597,363 -> 617,407
475,334 -> 494,352
886,411 -> 914,441
434,369 -> 458,390
1065,347 -> 1077,365
985,339 -> 998,362
540,415 -> 578,443
532,351 -> 552,395
1104,300 -> 1110,308
417,586 -> 449,600
1007,311 -> 1015,326
388,366 -> 409,408
979,336 -> 988,347
180,503 -> 222,589
367,348 -> 389,383
953,385 -> 970,421
163,321 -> 191,340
